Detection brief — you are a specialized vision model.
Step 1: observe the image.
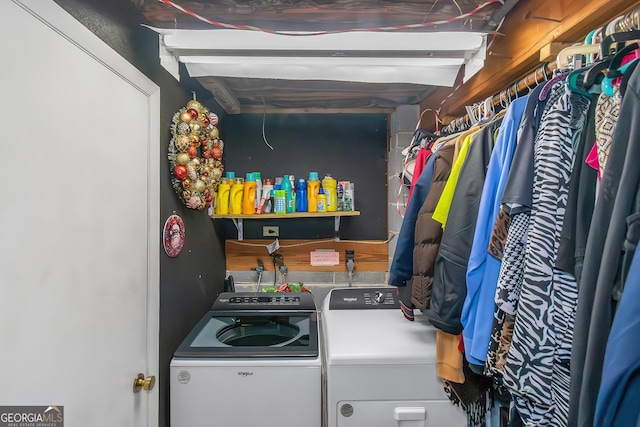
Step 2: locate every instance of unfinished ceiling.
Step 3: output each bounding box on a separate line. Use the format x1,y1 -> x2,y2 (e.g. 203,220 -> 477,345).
131,0 -> 514,112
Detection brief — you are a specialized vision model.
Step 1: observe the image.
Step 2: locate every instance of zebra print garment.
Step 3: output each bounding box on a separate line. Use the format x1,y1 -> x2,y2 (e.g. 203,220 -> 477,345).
502,82 -> 590,426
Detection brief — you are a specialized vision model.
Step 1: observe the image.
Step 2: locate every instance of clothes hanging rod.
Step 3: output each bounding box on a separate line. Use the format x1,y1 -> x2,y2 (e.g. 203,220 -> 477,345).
443,62 -> 556,134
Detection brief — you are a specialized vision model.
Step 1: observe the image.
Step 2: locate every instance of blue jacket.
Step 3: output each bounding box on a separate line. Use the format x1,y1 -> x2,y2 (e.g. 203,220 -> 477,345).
461,96 -> 528,365
594,245 -> 640,426
389,151 -> 436,287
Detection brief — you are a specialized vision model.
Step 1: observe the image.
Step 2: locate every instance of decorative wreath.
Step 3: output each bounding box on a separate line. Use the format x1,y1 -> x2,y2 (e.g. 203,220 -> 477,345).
168,98 -> 224,210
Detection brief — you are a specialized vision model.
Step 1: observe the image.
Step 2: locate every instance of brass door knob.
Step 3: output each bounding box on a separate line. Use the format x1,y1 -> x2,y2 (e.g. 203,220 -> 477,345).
133,373 -> 156,393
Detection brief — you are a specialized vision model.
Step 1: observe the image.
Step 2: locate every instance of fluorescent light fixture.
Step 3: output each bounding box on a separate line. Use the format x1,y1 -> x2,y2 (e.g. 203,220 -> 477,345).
146,27 -> 487,87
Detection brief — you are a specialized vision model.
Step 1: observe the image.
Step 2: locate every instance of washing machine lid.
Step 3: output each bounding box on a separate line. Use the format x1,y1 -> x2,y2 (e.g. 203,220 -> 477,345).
322,288 -> 437,365
174,292 -> 318,358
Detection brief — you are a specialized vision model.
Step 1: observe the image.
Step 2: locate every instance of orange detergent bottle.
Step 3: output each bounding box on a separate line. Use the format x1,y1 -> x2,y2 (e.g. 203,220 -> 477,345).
242,173 -> 257,214
307,172 -> 320,213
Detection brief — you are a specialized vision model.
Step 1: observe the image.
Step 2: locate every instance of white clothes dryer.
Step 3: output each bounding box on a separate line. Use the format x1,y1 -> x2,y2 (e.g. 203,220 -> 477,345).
321,287 -> 466,427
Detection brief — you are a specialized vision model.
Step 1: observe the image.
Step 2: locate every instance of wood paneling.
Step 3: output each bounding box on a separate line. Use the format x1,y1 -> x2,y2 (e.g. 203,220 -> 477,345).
225,239 -> 389,271
421,0 -> 640,126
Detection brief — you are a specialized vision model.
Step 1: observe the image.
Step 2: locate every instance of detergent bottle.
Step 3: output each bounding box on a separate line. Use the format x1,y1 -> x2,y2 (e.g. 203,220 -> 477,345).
216,177 -> 231,214
230,177 -> 244,214
321,174 -> 338,212
282,175 -> 294,213
254,172 -> 262,212
288,175 -> 296,212
224,171 -> 236,184
242,173 -> 257,214
307,172 -> 320,213
317,187 -> 327,212
296,178 -> 308,212
257,178 -> 274,214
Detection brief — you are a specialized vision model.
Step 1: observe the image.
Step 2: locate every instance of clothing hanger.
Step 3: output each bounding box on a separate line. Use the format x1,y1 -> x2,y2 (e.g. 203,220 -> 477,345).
566,66 -> 592,97
602,58 -> 638,96
556,44 -> 601,69
600,30 -> 640,59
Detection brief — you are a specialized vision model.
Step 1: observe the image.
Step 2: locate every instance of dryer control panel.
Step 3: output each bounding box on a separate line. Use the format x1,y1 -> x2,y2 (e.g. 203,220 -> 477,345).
328,288 -> 398,310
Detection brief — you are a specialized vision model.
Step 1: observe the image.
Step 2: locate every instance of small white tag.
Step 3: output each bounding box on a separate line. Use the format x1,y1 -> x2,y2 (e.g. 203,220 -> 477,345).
266,239 -> 280,254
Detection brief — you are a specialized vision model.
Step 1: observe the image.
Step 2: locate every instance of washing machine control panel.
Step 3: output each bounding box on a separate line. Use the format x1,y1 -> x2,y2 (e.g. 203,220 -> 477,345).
229,295 -> 300,305
328,288 -> 398,310
212,292 -> 317,311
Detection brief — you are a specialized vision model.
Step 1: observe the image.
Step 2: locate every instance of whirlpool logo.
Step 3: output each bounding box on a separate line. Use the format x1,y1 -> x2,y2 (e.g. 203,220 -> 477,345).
0,406 -> 63,427
237,371 -> 254,377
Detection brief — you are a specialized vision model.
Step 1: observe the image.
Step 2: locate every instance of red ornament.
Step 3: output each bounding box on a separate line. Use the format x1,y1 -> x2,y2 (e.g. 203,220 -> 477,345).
203,172 -> 209,177
203,117 -> 210,127
188,145 -> 198,159
203,151 -> 211,159
174,165 -> 188,180
187,108 -> 198,120
211,146 -> 222,159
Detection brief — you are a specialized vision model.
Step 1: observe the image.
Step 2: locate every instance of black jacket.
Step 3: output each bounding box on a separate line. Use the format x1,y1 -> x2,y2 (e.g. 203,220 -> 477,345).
424,119 -> 502,334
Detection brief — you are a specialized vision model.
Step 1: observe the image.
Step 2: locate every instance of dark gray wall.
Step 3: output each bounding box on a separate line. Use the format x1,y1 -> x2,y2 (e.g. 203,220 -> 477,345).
53,1 -> 227,426
220,113 -> 389,240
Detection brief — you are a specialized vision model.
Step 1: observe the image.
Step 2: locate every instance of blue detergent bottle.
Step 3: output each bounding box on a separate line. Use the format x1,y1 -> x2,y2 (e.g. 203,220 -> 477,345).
296,178 -> 308,212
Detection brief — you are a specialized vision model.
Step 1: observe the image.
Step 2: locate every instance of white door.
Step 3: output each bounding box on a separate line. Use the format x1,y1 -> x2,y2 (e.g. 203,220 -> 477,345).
0,1 -> 159,426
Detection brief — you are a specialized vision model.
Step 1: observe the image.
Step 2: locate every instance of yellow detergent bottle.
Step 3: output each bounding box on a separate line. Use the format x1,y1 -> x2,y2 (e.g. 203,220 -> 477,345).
216,177 -> 231,214
321,174 -> 338,212
230,177 -> 244,214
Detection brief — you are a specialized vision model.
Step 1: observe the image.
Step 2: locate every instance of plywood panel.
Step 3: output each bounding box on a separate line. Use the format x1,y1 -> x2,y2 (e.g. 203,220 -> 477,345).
225,239 -> 389,271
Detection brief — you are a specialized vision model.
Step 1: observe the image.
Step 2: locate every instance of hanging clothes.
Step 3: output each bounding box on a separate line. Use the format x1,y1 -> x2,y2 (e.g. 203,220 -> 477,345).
571,61 -> 640,427
461,95 -> 528,367
409,141 -> 455,311
389,149 -> 437,290
424,118 -> 503,334
502,76 -> 592,426
486,81 -> 549,379
594,246 -> 640,426
408,145 -> 433,203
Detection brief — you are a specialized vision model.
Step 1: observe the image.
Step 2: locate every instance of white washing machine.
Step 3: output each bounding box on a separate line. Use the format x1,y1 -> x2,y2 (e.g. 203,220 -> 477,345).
171,292 -> 322,427
321,287 -> 466,427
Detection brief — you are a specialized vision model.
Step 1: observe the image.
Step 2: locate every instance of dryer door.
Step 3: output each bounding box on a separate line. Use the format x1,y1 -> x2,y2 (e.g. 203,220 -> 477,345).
336,400 -> 466,427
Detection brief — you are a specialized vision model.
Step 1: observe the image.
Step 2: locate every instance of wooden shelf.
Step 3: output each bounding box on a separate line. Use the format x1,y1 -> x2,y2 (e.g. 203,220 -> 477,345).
211,211 -> 360,240
211,211 -> 360,219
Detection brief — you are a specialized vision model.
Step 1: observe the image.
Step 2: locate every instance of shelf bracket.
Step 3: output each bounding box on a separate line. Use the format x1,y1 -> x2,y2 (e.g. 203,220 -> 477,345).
334,216 -> 341,241
231,218 -> 244,241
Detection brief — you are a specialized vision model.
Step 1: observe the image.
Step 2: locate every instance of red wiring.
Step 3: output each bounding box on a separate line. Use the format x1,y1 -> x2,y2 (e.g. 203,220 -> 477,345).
156,0 -> 503,35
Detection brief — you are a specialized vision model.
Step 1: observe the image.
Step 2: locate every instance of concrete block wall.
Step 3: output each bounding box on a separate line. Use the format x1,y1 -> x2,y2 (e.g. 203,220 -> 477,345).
388,105 -> 419,270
